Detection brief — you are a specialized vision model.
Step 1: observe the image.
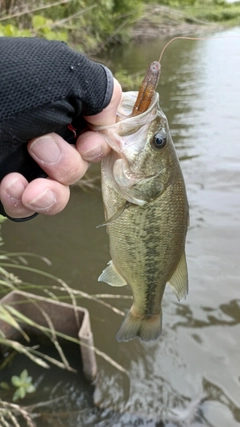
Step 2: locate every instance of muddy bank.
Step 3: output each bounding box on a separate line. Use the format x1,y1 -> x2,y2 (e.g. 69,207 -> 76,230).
131,4 -> 222,41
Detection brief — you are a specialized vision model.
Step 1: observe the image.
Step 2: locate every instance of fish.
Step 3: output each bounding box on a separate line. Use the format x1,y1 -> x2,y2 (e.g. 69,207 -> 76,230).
93,67 -> 189,342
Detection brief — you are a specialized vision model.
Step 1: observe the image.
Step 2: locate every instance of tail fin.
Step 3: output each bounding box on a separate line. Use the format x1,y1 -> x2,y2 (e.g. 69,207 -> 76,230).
116,309 -> 162,342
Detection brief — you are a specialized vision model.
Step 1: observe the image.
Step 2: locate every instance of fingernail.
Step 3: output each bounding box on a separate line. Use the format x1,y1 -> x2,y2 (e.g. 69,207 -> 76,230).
82,146 -> 103,162
29,136 -> 61,164
26,188 -> 56,211
5,178 -> 25,204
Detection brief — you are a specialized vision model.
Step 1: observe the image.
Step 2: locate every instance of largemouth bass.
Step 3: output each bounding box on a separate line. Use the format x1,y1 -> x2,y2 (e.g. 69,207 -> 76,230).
94,85 -> 189,342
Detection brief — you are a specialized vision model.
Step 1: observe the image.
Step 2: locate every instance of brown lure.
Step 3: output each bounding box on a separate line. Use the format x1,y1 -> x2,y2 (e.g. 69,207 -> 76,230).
130,61 -> 161,117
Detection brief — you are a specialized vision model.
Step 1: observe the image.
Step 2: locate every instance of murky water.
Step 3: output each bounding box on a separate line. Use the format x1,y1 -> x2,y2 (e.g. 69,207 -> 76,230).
1,27 -> 240,426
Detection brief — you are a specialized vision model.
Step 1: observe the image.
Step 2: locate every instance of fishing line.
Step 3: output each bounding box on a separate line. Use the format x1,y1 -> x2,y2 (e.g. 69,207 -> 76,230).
130,34 -> 240,117
158,35 -> 240,63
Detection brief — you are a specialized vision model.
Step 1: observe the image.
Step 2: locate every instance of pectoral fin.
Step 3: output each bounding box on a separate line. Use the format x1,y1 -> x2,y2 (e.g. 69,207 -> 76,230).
96,202 -> 130,228
98,260 -> 127,287
168,251 -> 188,301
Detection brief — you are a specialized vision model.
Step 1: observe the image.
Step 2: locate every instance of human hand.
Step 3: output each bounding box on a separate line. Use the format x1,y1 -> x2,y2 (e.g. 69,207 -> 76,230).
0,78 -> 122,220
0,37 -> 122,221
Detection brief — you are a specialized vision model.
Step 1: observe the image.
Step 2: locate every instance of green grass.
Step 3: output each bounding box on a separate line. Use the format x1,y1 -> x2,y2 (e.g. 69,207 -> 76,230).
183,3 -> 240,25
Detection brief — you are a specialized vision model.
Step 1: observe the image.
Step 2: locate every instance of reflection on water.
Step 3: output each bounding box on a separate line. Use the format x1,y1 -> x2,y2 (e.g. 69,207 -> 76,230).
2,28 -> 240,426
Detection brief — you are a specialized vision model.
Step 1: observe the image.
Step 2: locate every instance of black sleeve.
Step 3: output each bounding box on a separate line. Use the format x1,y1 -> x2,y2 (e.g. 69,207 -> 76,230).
0,37 -> 113,219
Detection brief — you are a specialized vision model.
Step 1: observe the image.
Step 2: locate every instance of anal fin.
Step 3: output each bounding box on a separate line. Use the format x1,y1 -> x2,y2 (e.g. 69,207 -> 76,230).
98,260 -> 127,287
168,251 -> 188,301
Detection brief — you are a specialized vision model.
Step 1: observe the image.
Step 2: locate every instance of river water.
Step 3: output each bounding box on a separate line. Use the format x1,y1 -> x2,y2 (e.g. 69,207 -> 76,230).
1,27 -> 240,426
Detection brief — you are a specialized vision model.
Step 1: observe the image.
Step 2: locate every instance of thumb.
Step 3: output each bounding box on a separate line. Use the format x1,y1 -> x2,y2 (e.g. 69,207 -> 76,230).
84,78 -> 122,126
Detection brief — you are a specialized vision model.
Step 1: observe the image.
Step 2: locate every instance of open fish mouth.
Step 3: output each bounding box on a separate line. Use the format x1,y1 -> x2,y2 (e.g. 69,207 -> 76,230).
117,91 -> 159,123
92,91 -> 161,154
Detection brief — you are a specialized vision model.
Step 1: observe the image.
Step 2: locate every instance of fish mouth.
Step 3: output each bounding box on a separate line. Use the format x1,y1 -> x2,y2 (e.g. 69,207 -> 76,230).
117,91 -> 159,134
90,91 -> 161,155
91,91 -> 159,130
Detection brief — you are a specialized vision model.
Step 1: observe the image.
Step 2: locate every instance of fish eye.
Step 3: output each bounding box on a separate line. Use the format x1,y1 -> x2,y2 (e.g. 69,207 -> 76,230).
152,131 -> 167,149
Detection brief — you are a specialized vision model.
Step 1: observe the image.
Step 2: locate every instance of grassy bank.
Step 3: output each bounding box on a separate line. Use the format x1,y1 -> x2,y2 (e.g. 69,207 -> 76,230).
0,0 -> 144,54
183,1 -> 240,24
0,1 -> 240,53
132,1 -> 240,41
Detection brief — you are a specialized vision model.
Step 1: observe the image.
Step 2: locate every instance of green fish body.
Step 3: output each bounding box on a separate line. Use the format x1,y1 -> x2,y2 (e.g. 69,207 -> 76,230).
94,91 -> 189,342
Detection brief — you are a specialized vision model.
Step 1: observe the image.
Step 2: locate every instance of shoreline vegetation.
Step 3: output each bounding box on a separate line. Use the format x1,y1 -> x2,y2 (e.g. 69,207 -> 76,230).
0,1 -> 239,55
131,4 -> 224,41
